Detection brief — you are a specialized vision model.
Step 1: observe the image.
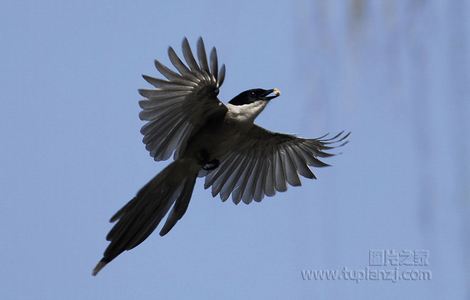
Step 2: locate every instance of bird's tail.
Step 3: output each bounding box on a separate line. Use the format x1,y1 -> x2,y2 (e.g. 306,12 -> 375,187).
92,158 -> 200,276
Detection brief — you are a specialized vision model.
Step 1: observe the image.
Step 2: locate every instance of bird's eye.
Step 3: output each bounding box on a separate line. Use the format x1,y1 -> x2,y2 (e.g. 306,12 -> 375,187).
250,91 -> 256,97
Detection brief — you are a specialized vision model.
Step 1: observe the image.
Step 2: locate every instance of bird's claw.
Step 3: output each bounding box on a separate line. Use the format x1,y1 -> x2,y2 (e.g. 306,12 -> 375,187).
202,159 -> 220,171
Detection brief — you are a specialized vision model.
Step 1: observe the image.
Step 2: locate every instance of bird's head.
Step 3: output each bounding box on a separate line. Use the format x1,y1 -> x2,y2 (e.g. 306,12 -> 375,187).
227,88 -> 281,123
229,88 -> 281,105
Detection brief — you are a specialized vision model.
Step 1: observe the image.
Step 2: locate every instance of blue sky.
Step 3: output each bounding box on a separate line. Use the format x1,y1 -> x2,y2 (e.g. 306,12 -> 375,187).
1,0 -> 469,299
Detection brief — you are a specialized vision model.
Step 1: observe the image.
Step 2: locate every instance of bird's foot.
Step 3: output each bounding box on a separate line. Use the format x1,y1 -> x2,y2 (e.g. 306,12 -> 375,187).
202,159 -> 220,171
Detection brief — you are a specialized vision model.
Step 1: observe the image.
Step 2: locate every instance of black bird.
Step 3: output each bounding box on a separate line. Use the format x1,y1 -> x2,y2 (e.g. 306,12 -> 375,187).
92,37 -> 349,275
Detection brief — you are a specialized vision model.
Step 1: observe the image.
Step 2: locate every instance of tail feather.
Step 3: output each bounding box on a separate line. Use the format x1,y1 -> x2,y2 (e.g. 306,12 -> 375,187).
92,259 -> 108,276
159,175 -> 197,236
108,189 -> 142,223
92,159 -> 199,276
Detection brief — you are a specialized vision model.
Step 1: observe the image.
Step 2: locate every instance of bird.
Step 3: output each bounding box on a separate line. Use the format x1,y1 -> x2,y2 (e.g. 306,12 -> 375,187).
92,37 -> 349,276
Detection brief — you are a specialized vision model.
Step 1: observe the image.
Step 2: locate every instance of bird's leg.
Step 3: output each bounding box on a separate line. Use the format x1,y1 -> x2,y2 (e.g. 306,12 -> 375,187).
199,149 -> 220,171
202,159 -> 220,171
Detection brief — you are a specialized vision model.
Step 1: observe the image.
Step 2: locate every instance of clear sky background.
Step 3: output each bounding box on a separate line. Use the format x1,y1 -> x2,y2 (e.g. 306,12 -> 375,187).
1,0 -> 469,299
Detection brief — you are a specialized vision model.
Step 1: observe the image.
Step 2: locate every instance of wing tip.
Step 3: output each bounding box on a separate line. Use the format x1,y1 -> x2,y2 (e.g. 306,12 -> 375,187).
182,36 -> 190,47
141,74 -> 153,83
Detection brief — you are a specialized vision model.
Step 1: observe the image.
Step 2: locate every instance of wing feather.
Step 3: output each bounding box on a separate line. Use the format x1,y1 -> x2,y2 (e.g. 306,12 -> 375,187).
211,151 -> 243,197
287,144 -> 315,179
182,38 -> 202,74
253,156 -> 267,202
220,154 -> 251,201
209,47 -> 218,82
196,37 -> 211,76
139,37 -> 227,161
154,59 -> 189,83
264,147 -> 276,197
218,64 -> 226,87
242,151 -> 263,204
167,47 -> 193,77
232,153 -> 257,204
274,148 -> 287,192
204,125 -> 349,203
142,75 -> 193,91
281,145 -> 301,186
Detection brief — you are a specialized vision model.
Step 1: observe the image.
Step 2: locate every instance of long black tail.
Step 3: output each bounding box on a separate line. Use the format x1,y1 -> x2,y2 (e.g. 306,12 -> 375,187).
92,158 -> 200,276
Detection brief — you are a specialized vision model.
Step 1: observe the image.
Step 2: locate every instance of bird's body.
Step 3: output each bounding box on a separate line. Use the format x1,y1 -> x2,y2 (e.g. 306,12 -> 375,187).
182,101 -> 269,162
93,37 -> 349,275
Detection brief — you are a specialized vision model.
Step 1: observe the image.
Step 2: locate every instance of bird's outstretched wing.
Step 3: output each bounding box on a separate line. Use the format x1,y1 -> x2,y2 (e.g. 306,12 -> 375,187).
139,37 -> 227,161
204,126 -> 350,204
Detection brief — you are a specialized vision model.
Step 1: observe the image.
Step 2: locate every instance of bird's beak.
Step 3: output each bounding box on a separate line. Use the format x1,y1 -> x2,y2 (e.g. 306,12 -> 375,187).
263,88 -> 281,101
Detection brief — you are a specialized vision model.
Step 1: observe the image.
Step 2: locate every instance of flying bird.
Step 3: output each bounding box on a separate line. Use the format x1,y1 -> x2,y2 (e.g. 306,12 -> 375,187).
93,37 -> 349,275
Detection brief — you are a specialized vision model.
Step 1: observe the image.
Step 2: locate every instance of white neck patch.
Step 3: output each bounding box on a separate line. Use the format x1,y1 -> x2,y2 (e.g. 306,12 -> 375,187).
226,101 -> 268,124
